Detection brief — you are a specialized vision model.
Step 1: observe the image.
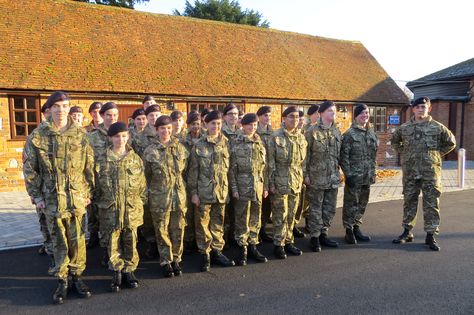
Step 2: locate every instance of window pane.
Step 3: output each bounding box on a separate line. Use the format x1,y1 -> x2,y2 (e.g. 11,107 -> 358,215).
15,124 -> 26,136
14,111 -> 25,122
26,97 -> 36,109
27,111 -> 37,122
14,97 -> 24,109
27,124 -> 38,135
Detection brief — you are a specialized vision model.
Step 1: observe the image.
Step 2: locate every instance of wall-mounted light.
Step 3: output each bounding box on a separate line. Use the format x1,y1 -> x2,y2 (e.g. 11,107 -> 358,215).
337,105 -> 348,119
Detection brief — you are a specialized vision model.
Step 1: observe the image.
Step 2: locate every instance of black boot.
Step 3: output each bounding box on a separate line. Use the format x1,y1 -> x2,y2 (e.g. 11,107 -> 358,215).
236,246 -> 248,266
71,275 -> 92,298
353,225 -> 371,242
293,227 -> 305,238
201,253 -> 211,272
110,271 -> 121,293
310,237 -> 321,252
122,271 -> 139,288
425,233 -> 440,251
144,242 -> 158,259
162,263 -> 174,278
101,248 -> 109,268
345,228 -> 357,245
211,250 -> 235,267
86,232 -> 99,249
48,254 -> 56,276
248,244 -> 268,263
52,279 -> 68,304
274,246 -> 287,259
319,233 -> 339,247
259,230 -> 273,243
285,243 -> 303,256
171,262 -> 183,276
392,229 -> 414,244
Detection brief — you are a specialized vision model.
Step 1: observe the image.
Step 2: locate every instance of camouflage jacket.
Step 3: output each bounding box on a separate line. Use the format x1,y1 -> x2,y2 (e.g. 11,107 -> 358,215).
188,134 -> 230,204
85,121 -> 99,133
256,123 -> 273,154
23,117 -> 95,218
143,138 -> 189,212
87,123 -> 110,163
304,119 -> 342,189
129,124 -> 157,159
229,133 -> 267,201
391,116 -> 456,181
340,122 -> 378,186
96,147 -> 146,230
221,121 -> 240,142
268,127 -> 307,195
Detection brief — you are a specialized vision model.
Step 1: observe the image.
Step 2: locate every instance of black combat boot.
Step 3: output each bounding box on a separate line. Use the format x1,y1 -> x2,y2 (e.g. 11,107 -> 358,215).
86,232 -> 99,249
345,228 -> 357,245
353,225 -> 371,242
48,254 -> 56,275
144,242 -> 158,259
101,248 -> 109,268
274,246 -> 287,259
71,275 -> 92,298
110,271 -> 121,293
236,245 -> 248,266
52,279 -> 68,304
171,262 -> 183,276
259,230 -> 273,243
248,244 -> 268,263
293,227 -> 305,238
319,233 -> 339,247
392,229 -> 414,244
425,233 -> 440,251
123,271 -> 139,288
201,253 -> 211,272
285,243 -> 303,256
211,250 -> 235,267
162,263 -> 174,278
310,237 -> 321,252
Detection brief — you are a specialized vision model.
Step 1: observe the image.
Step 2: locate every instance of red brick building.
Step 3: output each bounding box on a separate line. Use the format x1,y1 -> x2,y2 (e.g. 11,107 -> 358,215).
0,0 -> 408,191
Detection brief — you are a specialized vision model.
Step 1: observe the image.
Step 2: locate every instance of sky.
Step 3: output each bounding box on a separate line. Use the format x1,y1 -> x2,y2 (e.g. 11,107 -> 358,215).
135,0 -> 473,85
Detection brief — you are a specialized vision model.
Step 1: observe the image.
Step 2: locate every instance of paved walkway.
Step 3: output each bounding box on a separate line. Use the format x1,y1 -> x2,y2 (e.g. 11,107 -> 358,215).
1,161 -> 473,251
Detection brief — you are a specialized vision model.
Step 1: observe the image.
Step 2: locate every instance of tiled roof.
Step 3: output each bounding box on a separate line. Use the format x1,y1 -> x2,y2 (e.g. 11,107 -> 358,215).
408,57 -> 474,86
0,0 -> 408,104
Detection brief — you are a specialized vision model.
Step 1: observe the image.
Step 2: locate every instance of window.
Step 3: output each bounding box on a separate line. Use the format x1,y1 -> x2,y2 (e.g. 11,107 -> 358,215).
9,95 -> 40,139
188,102 -> 244,113
369,106 -> 386,132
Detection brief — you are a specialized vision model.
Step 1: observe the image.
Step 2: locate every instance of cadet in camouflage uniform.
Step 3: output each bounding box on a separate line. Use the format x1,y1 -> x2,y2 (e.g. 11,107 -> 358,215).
304,101 -> 341,252
256,106 -> 274,243
143,116 -> 189,277
268,106 -> 307,259
96,122 -> 146,292
188,110 -> 236,272
85,102 -> 103,132
340,104 -> 378,244
23,92 -> 94,304
391,97 -> 456,251
229,113 -> 268,266
87,102 -> 118,260
128,108 -> 147,148
171,110 -> 187,141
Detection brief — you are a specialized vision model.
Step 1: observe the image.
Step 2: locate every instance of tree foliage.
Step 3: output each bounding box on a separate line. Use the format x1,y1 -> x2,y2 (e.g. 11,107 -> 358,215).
174,0 -> 270,28
73,0 -> 149,9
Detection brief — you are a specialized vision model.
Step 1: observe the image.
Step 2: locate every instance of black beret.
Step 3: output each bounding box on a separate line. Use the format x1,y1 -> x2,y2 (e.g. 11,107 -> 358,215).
318,100 -> 336,113
69,106 -> 83,114
144,104 -> 161,116
204,110 -> 222,123
99,102 -> 118,115
186,111 -> 200,124
41,103 -> 49,113
200,108 -> 211,118
223,103 -> 238,115
142,95 -> 155,104
256,106 -> 272,116
131,108 -> 146,120
282,106 -> 299,117
299,110 -> 304,117
88,102 -> 102,113
45,91 -> 69,109
155,115 -> 173,128
412,96 -> 430,106
240,113 -> 258,125
107,122 -> 128,137
354,103 -> 369,118
170,111 -> 183,121
307,104 -> 320,116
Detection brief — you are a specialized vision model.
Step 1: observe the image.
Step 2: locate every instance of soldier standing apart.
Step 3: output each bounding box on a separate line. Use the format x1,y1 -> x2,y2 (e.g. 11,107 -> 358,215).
391,97 -> 456,251
85,102 -> 103,132
144,116 -> 189,277
340,104 -> 378,244
268,106 -> 307,259
188,110 -> 236,271
305,101 -> 341,252
96,122 -> 146,291
23,91 -> 94,304
229,113 -> 269,266
256,106 -> 274,243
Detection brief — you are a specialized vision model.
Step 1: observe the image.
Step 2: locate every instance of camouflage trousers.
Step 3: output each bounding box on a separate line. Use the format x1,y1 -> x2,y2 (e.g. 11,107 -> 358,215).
342,184 -> 370,229
151,209 -> 186,266
140,203 -> 156,244
307,187 -> 338,238
402,178 -> 441,234
233,199 -> 262,246
184,198 -> 197,244
271,192 -> 300,246
107,228 -> 139,272
46,212 -> 86,280
195,203 -> 226,254
36,206 -> 53,255
294,184 -> 309,225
